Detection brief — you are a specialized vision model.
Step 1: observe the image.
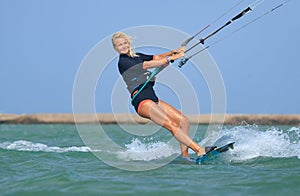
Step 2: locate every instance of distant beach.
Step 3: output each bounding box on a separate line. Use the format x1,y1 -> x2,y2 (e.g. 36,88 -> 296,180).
1,113 -> 300,125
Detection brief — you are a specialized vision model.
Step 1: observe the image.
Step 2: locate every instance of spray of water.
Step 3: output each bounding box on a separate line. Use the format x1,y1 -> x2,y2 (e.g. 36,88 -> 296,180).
219,125 -> 300,161
118,138 -> 179,161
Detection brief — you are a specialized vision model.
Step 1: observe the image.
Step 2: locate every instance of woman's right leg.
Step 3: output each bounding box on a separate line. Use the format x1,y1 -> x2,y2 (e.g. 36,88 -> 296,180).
138,100 -> 206,156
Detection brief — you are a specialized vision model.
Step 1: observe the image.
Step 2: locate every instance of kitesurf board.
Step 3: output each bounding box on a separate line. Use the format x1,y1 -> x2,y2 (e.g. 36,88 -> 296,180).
195,142 -> 235,164
180,142 -> 235,164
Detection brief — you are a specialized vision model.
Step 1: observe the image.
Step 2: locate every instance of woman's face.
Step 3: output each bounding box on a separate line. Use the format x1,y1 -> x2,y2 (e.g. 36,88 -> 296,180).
114,37 -> 130,55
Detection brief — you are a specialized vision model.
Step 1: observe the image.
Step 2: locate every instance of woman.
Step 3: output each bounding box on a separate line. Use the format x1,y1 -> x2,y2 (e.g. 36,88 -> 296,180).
112,32 -> 214,159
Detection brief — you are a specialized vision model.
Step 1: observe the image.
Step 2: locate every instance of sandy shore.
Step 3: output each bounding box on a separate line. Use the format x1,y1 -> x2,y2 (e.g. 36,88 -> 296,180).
1,113 -> 300,125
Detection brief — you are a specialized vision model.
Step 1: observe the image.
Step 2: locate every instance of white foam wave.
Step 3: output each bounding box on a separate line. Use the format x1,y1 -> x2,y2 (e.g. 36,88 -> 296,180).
0,140 -> 91,153
118,138 -> 179,161
218,125 -> 300,161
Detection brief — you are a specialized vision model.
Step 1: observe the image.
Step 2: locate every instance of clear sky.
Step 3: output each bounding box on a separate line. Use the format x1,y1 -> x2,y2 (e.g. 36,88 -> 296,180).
1,0 -> 299,114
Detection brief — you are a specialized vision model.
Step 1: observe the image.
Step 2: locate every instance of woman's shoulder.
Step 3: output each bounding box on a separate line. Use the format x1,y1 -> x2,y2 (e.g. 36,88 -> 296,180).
118,53 -> 153,62
136,52 -> 150,56
136,52 -> 153,60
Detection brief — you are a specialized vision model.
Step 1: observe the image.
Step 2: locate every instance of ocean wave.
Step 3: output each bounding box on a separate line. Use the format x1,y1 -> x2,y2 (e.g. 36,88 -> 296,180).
0,140 -> 91,153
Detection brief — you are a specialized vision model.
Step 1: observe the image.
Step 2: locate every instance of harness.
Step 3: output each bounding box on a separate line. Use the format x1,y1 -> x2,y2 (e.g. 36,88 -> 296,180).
131,66 -> 163,103
124,70 -> 154,94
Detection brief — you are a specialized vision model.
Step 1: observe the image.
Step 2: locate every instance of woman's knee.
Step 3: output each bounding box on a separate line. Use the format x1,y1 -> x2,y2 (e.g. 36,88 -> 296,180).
165,119 -> 181,136
163,115 -> 190,135
180,115 -> 190,128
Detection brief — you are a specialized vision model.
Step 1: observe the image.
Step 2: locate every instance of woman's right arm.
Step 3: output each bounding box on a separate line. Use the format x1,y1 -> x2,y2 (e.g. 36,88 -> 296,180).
142,49 -> 185,69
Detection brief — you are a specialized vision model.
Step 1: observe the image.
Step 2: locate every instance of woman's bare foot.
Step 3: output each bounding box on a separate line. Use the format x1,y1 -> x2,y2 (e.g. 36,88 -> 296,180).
196,146 -> 218,157
196,147 -> 206,157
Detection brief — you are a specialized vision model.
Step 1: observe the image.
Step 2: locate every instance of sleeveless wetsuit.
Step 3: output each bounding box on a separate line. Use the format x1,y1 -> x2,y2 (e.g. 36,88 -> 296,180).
118,53 -> 159,113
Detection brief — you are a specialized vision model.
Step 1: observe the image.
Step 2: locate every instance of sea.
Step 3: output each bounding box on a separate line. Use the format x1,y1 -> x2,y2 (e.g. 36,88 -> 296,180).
0,123 -> 299,196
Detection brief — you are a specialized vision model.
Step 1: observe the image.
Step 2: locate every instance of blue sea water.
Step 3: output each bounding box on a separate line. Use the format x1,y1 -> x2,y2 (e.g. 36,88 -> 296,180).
0,124 -> 299,195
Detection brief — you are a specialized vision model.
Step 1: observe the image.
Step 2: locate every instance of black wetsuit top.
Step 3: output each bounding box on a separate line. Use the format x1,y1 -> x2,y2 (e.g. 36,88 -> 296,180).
117,53 -> 159,112
118,53 -> 155,94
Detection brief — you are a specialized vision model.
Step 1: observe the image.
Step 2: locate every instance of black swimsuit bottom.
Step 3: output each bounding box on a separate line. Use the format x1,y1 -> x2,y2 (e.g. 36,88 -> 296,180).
131,82 -> 159,113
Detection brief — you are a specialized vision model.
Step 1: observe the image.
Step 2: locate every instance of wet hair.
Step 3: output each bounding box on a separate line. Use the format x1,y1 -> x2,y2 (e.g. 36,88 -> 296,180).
112,32 -> 138,57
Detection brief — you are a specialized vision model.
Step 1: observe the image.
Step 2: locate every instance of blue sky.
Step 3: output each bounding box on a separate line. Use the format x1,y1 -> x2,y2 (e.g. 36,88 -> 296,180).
1,0 -> 299,114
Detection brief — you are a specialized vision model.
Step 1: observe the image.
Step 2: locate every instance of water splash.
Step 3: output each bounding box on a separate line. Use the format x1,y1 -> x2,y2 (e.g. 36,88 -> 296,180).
0,140 -> 91,153
118,138 -> 179,161
218,125 -> 300,161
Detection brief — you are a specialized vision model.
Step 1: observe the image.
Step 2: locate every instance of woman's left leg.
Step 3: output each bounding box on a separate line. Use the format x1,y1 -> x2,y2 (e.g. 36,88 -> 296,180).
157,100 -> 191,157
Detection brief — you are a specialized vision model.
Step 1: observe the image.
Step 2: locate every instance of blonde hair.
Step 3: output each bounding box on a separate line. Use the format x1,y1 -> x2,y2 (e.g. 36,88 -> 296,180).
112,32 -> 138,57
